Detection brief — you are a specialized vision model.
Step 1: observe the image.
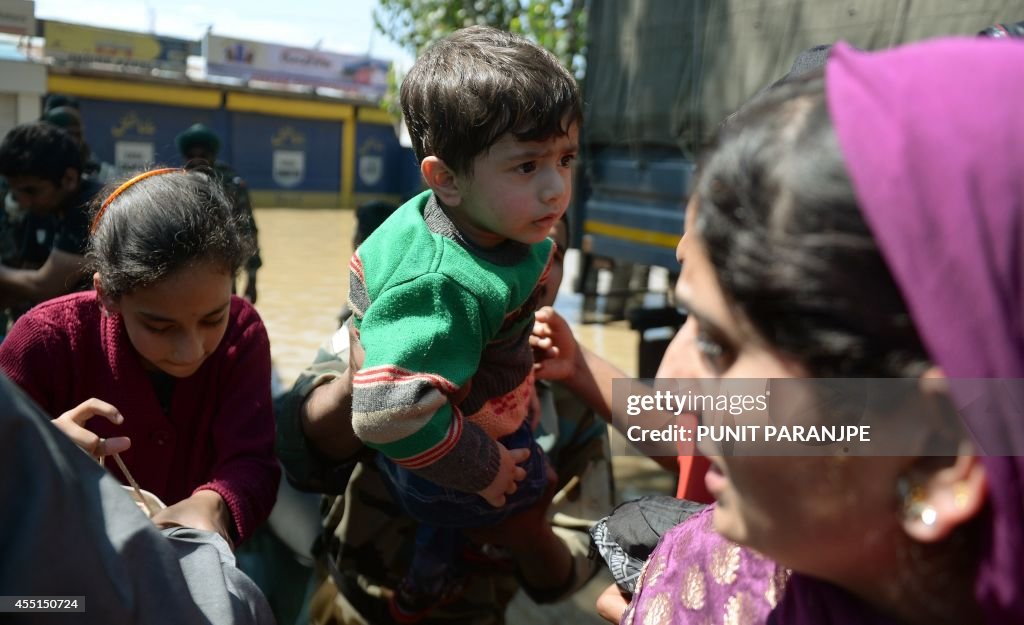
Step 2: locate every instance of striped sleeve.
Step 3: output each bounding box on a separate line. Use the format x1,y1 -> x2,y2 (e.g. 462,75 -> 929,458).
350,271 -> 501,491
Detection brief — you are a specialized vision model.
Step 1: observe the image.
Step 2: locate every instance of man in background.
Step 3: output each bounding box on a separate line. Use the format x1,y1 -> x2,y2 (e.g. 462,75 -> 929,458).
177,123 -> 262,303
0,122 -> 102,329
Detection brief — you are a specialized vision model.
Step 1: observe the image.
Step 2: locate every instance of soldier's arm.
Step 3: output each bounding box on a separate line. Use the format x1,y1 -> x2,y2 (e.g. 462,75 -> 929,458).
276,327 -> 364,494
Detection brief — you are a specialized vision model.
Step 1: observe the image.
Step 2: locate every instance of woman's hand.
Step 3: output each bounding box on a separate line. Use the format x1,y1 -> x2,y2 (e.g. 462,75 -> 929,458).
151,490 -> 235,549
531,306 -> 580,382
53,398 -> 130,459
596,582 -> 631,623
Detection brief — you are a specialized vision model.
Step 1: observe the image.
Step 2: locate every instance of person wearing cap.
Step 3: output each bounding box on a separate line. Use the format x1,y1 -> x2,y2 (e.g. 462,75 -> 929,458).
42,106 -> 116,184
176,123 -> 262,304
0,122 -> 103,323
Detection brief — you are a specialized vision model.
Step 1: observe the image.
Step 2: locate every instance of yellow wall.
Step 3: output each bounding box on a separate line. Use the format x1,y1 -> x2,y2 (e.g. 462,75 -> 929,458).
50,73 -> 396,209
48,75 -> 221,108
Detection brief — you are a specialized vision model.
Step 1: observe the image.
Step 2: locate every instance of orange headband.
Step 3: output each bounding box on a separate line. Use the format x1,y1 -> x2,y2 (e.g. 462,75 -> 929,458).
90,167 -> 181,235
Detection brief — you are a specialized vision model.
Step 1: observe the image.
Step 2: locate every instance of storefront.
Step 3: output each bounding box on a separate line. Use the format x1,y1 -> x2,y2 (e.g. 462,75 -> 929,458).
0,43 -> 46,140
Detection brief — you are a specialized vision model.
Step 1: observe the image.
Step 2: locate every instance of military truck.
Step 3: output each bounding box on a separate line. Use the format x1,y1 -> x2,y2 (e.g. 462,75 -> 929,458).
575,0 -> 1024,374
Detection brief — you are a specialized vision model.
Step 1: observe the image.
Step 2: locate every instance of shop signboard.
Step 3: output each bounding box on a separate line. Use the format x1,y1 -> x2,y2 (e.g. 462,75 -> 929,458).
0,0 -> 33,37
205,33 -> 390,99
43,20 -> 197,71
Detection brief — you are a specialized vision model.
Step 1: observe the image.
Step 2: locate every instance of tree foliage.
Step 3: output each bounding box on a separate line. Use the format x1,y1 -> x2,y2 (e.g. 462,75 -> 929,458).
373,0 -> 587,77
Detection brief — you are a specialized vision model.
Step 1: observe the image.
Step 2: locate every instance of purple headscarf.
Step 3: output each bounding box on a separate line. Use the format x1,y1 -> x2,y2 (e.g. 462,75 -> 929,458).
783,38 -> 1024,624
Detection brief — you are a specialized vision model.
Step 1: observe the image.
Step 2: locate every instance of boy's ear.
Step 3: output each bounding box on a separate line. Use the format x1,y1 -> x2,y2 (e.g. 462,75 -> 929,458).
93,273 -> 120,316
421,156 -> 462,207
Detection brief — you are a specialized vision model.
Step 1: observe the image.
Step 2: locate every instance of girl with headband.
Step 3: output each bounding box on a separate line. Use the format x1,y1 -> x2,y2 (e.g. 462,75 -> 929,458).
0,167 -> 279,547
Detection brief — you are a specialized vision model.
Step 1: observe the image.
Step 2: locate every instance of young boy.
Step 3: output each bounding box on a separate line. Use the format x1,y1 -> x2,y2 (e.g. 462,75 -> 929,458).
347,25 -> 580,622
0,122 -> 103,322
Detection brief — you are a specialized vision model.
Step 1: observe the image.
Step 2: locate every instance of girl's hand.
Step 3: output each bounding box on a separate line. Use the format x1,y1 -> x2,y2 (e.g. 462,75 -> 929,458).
531,306 -> 579,382
53,398 -> 130,459
151,490 -> 235,549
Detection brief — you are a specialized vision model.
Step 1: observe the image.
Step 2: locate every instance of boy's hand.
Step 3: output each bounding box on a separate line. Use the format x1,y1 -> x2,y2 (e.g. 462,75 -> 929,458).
54,398 -> 131,459
467,463 -> 557,548
531,306 -> 579,381
477,443 -> 531,507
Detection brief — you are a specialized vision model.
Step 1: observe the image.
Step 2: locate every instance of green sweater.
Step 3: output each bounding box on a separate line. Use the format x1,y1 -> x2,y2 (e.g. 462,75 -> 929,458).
348,191 -> 552,493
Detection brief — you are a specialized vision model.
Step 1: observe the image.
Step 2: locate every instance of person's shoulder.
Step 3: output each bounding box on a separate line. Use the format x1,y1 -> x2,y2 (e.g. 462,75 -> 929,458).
214,161 -> 237,175
214,161 -> 245,186
374,192 -> 431,233
228,295 -> 261,322
10,292 -> 99,342
357,193 -> 436,267
28,291 -> 98,319
225,295 -> 268,343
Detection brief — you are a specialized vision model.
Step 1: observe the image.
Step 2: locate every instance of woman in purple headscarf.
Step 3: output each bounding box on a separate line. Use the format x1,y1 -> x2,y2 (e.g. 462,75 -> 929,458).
554,37 -> 1024,624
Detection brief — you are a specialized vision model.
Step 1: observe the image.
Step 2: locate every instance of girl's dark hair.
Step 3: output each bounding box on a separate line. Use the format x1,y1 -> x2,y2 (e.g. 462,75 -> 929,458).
696,75 -> 929,377
87,167 -> 253,298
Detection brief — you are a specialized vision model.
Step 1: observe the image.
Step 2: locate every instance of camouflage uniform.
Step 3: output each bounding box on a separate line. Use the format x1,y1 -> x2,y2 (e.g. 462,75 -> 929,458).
276,328 -> 614,625
176,124 -> 262,302
213,161 -> 262,275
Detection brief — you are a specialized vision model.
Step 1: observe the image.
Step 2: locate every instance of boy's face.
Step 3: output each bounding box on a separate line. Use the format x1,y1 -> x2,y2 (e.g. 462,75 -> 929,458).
184,146 -> 216,167
5,171 -> 77,216
444,122 -> 578,248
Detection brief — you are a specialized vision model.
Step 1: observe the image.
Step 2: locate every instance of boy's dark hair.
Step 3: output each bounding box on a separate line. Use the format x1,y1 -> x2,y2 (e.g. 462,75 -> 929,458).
0,122 -> 83,184
88,167 -> 253,298
400,25 -> 581,176
696,75 -> 929,378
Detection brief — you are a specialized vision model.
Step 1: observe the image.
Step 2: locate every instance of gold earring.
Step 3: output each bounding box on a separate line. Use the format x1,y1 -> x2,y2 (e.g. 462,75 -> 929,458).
953,482 -> 970,510
898,477 -> 936,527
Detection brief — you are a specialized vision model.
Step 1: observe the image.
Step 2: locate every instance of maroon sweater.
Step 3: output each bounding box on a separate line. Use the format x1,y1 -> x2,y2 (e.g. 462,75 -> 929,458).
0,291 -> 279,543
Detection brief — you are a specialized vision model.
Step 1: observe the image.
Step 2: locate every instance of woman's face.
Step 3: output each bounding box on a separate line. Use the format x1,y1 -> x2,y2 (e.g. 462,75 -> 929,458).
668,200 -> 906,581
102,261 -> 233,378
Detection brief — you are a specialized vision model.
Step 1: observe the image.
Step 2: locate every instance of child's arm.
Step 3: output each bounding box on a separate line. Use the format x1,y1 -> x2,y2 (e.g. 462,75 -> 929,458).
476,443 -> 531,507
351,273 -> 513,495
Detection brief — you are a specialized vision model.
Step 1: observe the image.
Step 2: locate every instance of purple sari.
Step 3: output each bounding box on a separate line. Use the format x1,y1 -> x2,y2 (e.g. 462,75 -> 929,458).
620,507 -> 787,625
624,39 -> 1024,624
